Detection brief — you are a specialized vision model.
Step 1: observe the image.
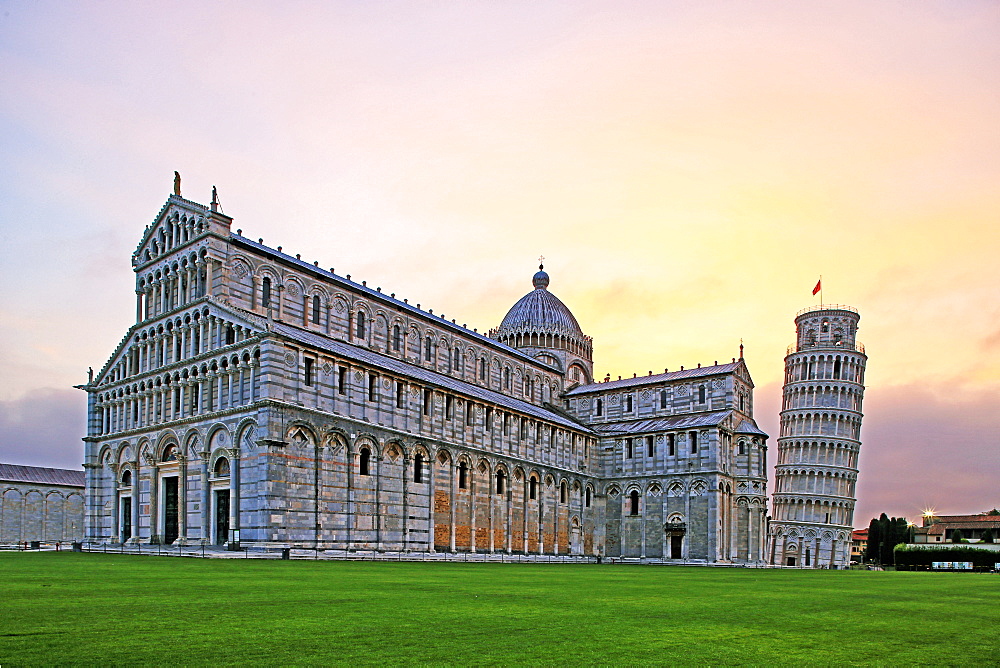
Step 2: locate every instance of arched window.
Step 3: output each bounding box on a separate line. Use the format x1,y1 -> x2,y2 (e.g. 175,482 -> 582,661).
660,390 -> 667,409
359,447 -> 371,476
625,438 -> 633,459
214,457 -> 230,477
312,296 -> 321,325
585,487 -> 592,507
629,490 -> 640,516
504,368 -> 511,390
698,385 -> 706,403
528,477 -> 538,500
392,325 -> 402,352
356,312 -> 366,339
458,461 -> 468,489
495,470 -> 506,495
560,481 -> 567,503
162,445 -> 177,462
738,441 -> 746,456
479,358 -> 486,381
596,398 -> 603,416
414,453 -> 424,483
121,470 -> 132,487
424,336 -> 433,362
262,277 -> 271,308
625,395 -> 633,412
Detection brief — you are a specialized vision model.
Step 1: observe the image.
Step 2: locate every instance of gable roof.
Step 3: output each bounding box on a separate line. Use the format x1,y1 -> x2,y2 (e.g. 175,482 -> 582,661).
0,464 -> 85,488
565,361 -> 742,396
271,322 -> 593,434
588,410 -> 733,436
232,234 -> 561,375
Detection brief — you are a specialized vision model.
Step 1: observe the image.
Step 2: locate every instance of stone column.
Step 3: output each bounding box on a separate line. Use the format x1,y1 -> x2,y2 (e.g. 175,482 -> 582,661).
199,450 -> 210,544
228,447 -> 240,547
177,453 -> 188,543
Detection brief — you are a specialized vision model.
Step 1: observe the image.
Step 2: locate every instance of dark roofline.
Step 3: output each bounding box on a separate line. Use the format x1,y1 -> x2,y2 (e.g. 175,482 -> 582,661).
270,322 -> 594,434
0,464 -> 85,488
231,235 -> 561,375
565,361 -> 741,396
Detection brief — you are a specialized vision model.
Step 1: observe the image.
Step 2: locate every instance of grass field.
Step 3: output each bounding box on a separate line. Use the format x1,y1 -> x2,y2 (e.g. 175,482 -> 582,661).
2,553 -> 998,666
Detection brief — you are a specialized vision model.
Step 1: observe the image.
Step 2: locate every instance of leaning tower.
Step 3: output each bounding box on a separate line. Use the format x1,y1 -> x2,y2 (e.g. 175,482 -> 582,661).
769,305 -> 867,567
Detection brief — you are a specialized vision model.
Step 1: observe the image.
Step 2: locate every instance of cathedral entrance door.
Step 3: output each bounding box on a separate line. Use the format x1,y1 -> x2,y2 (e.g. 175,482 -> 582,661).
163,477 -> 179,544
215,490 -> 230,545
670,535 -> 682,559
121,497 -> 132,542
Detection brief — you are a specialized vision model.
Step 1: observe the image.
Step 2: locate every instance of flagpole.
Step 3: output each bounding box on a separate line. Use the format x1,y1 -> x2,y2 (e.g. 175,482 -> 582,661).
820,275 -> 823,306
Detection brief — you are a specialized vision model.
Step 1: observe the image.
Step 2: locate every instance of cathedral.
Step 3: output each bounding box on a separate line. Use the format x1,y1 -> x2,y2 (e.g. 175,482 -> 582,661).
81,185 -> 769,562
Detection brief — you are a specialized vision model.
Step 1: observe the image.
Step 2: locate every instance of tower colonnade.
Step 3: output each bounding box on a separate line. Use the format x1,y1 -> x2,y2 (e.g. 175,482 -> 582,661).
769,305 -> 867,568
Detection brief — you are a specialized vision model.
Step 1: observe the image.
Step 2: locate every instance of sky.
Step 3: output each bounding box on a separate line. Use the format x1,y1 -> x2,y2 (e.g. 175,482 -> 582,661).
1,1 -> 998,525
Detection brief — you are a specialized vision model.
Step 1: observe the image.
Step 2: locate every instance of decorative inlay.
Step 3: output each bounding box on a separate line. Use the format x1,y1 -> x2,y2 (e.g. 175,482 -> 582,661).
284,352 -> 296,367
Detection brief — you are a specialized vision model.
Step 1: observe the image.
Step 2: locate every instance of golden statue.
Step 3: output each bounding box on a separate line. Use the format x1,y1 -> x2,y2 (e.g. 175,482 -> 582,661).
173,171 -> 181,197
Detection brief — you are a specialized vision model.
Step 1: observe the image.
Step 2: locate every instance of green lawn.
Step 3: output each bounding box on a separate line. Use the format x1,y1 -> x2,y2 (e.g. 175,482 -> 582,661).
2,553 -> 998,666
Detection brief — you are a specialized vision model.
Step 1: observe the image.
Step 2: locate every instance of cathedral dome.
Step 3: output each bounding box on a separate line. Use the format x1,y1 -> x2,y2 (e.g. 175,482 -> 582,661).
495,266 -> 584,339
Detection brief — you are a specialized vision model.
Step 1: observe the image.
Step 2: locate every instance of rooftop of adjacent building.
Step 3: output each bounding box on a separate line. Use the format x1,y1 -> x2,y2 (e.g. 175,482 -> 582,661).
0,463 -> 85,487
565,360 -> 744,396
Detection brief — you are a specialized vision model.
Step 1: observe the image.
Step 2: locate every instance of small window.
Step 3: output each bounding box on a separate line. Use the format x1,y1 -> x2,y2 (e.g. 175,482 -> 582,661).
458,462 -> 468,489
446,395 -> 454,419
646,435 -> 654,457
414,453 -> 424,483
496,470 -> 506,495
626,395 -> 633,412
479,358 -> 487,381
162,445 -> 177,462
629,490 -> 640,516
585,487 -> 592,508
465,402 -> 474,426
225,325 -> 235,345
485,407 -> 494,431
368,374 -> 377,402
392,325 -> 402,352
356,312 -> 366,339
396,382 -> 405,409
625,438 -> 633,459
698,385 -> 706,403
121,470 -> 132,487
338,367 -> 348,395
690,432 -> 698,454
312,296 -> 321,325
423,389 -> 433,416
596,398 -> 603,416
660,390 -> 667,409
424,336 -> 433,362
560,481 -> 567,503
214,457 -> 230,477
504,368 -> 511,390
262,277 -> 271,308
738,441 -> 746,456
528,477 -> 538,500
359,448 -> 371,476
304,358 -> 314,386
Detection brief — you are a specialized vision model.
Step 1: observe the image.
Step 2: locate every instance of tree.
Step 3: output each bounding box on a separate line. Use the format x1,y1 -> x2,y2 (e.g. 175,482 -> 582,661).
952,529 -> 964,544
980,529 -> 993,544
879,513 -> 896,565
864,517 -> 881,563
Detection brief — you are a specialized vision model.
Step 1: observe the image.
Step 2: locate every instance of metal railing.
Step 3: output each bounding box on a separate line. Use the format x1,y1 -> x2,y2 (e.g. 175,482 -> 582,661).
796,304 -> 858,317
787,340 -> 865,355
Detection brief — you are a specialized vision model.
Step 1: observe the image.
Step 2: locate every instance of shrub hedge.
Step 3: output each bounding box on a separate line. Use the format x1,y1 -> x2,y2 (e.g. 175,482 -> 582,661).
894,544 -> 1000,570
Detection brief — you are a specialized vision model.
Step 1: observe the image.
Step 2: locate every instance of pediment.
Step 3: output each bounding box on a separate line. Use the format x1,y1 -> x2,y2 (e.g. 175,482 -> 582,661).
132,196 -> 211,268
92,298 -> 267,389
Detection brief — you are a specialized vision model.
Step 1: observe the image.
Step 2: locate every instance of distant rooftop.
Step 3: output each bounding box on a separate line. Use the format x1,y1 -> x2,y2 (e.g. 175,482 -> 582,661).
565,361 -> 740,396
0,464 -> 85,487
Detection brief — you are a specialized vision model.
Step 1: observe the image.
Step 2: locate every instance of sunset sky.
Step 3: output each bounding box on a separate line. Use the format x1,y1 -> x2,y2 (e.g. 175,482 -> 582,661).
1,1 -> 998,525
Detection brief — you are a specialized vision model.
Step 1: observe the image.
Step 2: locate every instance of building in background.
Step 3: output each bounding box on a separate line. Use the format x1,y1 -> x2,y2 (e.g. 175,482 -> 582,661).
80,186 -> 768,562
769,305 -> 867,567
850,528 -> 868,563
914,511 -> 1000,544
0,464 -> 85,544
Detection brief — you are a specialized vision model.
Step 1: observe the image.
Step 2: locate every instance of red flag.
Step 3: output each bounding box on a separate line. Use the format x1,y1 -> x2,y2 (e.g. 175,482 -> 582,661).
812,279 -> 822,296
